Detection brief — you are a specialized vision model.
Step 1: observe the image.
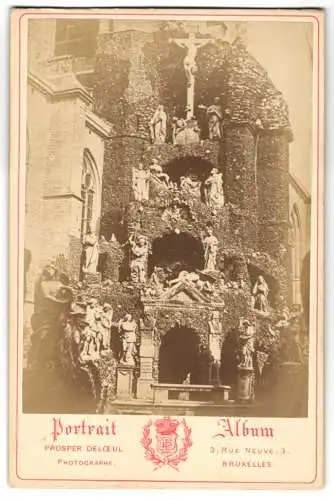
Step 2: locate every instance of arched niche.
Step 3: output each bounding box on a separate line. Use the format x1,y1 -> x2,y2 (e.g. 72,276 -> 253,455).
148,231 -> 205,277
164,156 -> 217,203
158,325 -> 201,384
247,263 -> 279,308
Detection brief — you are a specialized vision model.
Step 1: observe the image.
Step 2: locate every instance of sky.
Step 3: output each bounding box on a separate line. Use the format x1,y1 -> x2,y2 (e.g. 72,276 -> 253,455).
244,21 -> 314,193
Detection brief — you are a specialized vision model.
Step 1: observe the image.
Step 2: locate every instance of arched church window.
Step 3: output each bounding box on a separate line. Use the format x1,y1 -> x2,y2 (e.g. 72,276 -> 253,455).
81,156 -> 96,239
291,204 -> 302,305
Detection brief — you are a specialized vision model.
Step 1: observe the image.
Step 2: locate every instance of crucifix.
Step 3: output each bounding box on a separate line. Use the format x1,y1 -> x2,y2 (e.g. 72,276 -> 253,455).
170,32 -> 212,119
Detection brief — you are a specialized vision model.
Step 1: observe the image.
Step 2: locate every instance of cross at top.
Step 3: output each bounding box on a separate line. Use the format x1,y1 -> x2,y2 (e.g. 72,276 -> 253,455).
170,32 -> 213,119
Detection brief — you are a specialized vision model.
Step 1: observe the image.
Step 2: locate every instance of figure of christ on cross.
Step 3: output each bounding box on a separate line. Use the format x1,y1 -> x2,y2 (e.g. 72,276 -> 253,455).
171,32 -> 212,119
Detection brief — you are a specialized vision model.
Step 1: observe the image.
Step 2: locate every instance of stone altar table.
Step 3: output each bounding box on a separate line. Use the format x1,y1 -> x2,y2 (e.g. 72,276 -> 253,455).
151,383 -> 232,404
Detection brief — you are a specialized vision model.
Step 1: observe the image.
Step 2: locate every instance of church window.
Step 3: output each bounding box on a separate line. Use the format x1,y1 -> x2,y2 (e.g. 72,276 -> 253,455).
81,157 -> 96,239
291,204 -> 302,305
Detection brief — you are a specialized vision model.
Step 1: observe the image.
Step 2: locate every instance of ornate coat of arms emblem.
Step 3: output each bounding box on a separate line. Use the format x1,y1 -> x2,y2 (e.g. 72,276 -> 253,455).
140,416 -> 192,470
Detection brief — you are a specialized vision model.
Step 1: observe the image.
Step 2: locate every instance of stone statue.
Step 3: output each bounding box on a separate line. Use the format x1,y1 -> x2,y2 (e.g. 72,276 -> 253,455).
172,115 -> 200,145
100,303 -> 113,349
148,158 -> 170,187
179,32 -> 203,82
118,313 -> 138,365
238,319 -> 256,370
204,168 -> 224,208
66,304 -> 96,368
206,97 -> 223,139
252,275 -> 269,312
172,117 -> 187,145
81,301 -> 103,356
171,33 -> 212,118
149,104 -> 167,144
129,233 -> 149,284
82,227 -> 99,274
168,270 -> 202,289
149,266 -> 166,293
202,225 -> 219,272
85,298 -> 98,329
29,264 -> 73,368
132,163 -> 150,201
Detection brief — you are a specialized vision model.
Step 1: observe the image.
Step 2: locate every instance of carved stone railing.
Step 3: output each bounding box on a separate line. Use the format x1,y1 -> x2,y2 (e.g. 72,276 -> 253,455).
45,55 -> 95,77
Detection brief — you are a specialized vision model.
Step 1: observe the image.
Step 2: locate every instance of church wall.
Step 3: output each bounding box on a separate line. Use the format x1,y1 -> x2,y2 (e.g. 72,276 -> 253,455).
289,181 -> 311,305
43,98 -> 87,198
39,95 -> 88,280
28,19 -> 57,71
26,71 -> 108,282
289,183 -> 311,263
39,196 -> 81,265
25,83 -> 53,300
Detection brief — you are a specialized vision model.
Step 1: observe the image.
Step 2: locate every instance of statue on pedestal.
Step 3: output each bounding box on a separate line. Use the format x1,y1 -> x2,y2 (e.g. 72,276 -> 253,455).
252,275 -> 269,312
129,233 -> 149,284
237,319 -> 256,401
204,168 -> 224,208
149,104 -> 167,144
238,320 -> 256,370
82,227 -> 99,274
202,225 -> 219,272
132,163 -> 150,201
118,313 -> 138,365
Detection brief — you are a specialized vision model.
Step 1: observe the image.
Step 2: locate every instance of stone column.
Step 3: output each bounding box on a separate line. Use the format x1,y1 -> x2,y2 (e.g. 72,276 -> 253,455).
136,319 -> 156,401
257,131 -> 290,260
116,364 -> 136,400
208,311 -> 223,385
237,368 -> 255,401
222,125 -> 258,249
257,130 -> 291,301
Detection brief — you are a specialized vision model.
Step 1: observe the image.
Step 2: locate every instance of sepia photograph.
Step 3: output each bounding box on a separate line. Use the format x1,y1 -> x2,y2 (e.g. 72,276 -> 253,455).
22,14 -> 314,420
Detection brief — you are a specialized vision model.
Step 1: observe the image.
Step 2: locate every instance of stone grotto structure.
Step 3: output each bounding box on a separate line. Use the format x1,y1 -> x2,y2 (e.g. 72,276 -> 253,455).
23,19 -> 310,416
